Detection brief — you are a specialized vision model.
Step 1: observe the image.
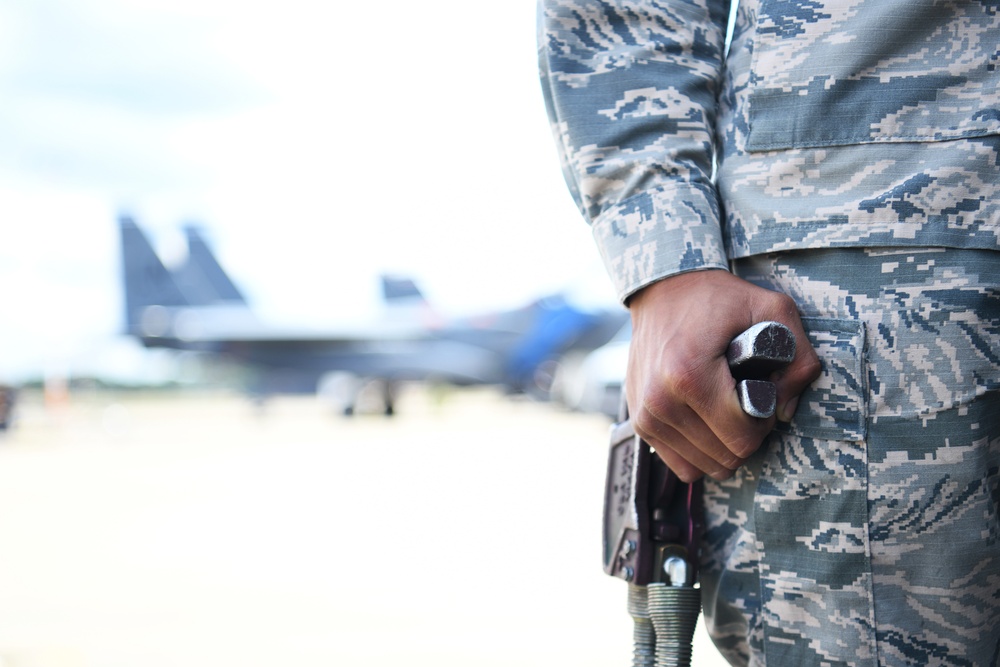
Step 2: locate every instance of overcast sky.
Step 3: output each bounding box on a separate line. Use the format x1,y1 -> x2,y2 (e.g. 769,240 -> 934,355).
0,0 -> 617,383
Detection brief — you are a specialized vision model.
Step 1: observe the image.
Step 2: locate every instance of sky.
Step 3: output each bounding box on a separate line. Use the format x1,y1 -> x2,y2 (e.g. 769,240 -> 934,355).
0,0 -> 618,384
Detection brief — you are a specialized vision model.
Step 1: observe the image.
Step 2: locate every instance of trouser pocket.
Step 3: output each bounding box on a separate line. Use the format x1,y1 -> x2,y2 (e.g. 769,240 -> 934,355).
754,317 -> 877,667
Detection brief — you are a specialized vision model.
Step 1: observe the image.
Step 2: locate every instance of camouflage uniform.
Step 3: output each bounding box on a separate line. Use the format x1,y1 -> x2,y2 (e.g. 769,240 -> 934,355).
538,0 -> 1000,664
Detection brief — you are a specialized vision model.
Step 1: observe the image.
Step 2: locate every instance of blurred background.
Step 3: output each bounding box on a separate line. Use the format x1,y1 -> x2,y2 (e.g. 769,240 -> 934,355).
0,1 -> 729,665
0,0 -> 619,389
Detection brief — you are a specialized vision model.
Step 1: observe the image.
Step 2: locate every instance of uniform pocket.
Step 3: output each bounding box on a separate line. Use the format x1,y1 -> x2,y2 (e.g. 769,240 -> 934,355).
745,0 -> 1000,152
754,316 -> 876,665
775,317 -> 867,442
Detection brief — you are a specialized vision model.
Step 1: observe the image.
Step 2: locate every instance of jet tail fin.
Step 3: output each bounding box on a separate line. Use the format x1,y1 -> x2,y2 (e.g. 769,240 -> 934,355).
381,276 -> 426,303
173,225 -> 247,305
119,215 -> 188,335
378,275 -> 442,327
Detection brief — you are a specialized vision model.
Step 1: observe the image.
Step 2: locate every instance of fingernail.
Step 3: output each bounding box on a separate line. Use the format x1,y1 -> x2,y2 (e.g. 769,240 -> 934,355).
778,395 -> 799,422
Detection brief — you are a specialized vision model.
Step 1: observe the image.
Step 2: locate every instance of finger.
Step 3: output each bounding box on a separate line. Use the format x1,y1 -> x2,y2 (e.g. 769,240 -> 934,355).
745,292 -> 822,423
647,439 -> 706,483
638,424 -> 714,482
633,408 -> 740,480
770,324 -> 821,423
657,354 -> 775,463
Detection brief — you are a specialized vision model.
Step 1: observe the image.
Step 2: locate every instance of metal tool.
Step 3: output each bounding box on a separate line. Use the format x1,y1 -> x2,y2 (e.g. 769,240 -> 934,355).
603,321 -> 795,667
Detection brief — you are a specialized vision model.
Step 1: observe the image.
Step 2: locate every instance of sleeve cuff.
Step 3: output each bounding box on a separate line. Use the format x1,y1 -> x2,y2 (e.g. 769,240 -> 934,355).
590,185 -> 729,303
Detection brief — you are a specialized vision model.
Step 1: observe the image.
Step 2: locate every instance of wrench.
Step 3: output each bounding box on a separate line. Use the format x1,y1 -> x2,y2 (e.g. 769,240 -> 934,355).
727,321 -> 796,418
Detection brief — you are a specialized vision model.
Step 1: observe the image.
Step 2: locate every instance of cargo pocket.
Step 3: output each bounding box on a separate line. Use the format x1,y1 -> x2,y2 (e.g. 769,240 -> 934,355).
752,317 -> 878,666
774,317 -> 867,442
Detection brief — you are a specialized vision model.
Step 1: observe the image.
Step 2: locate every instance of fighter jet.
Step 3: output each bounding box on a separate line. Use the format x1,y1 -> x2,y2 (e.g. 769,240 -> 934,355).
119,216 -> 627,414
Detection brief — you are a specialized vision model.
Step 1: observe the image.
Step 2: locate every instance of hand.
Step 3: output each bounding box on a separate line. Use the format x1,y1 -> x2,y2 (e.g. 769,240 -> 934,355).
626,270 -> 821,482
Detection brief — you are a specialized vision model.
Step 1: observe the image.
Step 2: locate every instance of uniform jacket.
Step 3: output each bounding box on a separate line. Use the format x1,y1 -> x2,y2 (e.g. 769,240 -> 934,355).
538,0 -> 1000,302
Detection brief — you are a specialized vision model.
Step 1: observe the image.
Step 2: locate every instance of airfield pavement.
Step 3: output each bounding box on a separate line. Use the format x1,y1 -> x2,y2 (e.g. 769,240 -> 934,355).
0,386 -> 730,667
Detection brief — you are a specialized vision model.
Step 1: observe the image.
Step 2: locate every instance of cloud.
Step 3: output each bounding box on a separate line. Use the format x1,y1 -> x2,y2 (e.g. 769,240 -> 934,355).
0,0 -> 609,383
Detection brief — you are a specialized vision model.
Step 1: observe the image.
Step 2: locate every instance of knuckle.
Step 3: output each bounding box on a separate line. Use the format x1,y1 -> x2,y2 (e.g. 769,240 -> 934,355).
801,350 -> 822,380
726,432 -> 762,460
716,451 -> 744,470
632,406 -> 659,438
664,360 -> 710,408
639,360 -> 704,419
763,290 -> 797,315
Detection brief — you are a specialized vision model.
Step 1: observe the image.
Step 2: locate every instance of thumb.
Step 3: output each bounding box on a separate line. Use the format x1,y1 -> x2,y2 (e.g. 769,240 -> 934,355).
777,393 -> 800,423
773,333 -> 820,423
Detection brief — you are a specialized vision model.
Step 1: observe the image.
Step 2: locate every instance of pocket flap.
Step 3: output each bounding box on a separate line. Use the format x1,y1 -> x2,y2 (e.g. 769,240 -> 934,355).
776,317 -> 867,442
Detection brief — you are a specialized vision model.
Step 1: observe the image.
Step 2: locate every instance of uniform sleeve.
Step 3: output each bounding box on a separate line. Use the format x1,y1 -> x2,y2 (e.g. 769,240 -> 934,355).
538,0 -> 731,303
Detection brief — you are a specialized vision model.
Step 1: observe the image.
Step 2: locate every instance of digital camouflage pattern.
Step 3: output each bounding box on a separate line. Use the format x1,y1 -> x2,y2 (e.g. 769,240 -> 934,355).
538,1 -> 1000,665
538,0 -> 731,300
721,0 -> 1000,267
702,248 -> 1000,666
538,0 -> 1000,302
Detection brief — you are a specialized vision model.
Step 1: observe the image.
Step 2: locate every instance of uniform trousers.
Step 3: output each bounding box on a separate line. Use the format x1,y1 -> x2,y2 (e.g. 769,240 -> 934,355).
700,247 -> 1000,666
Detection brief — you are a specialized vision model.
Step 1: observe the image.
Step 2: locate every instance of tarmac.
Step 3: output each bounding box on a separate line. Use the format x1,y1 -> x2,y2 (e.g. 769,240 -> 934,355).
0,386 -> 730,667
